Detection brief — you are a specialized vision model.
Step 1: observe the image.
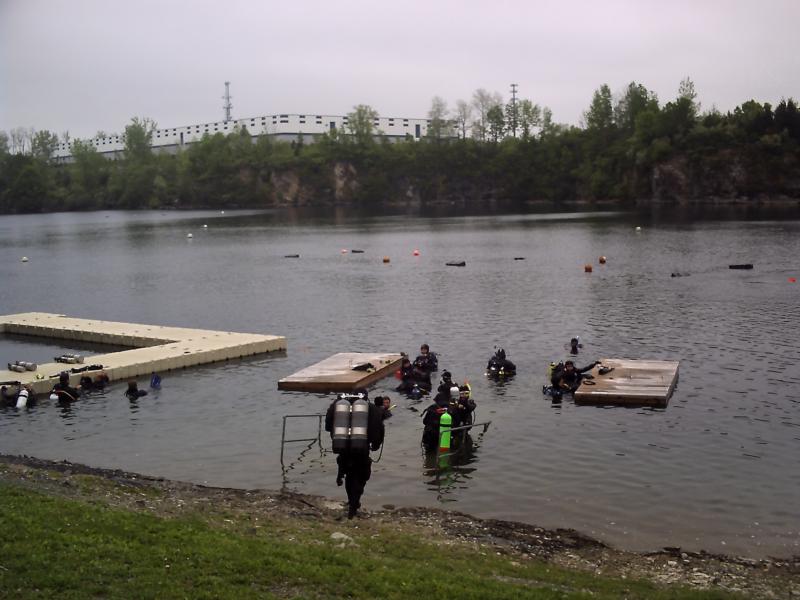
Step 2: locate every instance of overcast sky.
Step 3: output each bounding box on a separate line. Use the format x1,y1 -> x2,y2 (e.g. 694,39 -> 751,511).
1,0 -> 798,139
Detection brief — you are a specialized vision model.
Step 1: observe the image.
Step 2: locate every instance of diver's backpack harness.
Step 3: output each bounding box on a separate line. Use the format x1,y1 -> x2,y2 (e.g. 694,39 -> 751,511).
331,393 -> 370,454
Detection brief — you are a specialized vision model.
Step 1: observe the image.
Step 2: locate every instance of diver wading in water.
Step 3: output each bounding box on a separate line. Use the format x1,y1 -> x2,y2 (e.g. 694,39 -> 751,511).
325,392 -> 385,519
485,348 -> 516,379
422,371 -> 476,452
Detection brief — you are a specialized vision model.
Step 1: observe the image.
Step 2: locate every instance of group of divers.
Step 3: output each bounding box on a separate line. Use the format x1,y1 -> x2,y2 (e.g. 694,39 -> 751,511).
324,339 -> 604,518
3,339 -> 602,520
0,366 -> 162,409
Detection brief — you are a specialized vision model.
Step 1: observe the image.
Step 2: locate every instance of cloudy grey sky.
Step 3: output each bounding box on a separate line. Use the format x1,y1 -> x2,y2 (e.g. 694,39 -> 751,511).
1,0 -> 798,139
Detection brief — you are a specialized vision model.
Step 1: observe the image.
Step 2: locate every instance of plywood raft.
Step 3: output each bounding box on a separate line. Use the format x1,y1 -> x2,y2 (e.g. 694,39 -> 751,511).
1,312 -> 286,396
278,352 -> 403,393
573,358 -> 680,407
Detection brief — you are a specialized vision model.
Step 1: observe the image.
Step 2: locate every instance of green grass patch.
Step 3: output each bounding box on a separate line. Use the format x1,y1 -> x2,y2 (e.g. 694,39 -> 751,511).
0,484 -> 741,599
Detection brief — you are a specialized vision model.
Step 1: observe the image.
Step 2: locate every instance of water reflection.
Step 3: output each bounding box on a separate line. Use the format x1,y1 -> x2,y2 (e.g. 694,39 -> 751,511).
423,432 -> 482,502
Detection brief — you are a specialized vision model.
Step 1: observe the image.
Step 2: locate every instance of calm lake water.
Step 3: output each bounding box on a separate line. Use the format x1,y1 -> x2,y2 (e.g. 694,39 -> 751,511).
1,206 -> 799,558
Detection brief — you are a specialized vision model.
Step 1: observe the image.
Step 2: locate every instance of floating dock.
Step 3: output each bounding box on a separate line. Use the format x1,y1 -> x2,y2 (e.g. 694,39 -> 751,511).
574,358 -> 679,407
1,312 -> 286,396
278,352 -> 403,393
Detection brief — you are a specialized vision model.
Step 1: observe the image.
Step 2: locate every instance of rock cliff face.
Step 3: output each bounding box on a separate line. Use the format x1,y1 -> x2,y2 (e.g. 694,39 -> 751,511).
264,152 -> 800,208
651,150 -> 800,204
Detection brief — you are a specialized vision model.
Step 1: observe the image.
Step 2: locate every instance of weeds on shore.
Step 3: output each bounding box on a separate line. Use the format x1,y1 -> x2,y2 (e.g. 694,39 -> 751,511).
0,484 -> 740,599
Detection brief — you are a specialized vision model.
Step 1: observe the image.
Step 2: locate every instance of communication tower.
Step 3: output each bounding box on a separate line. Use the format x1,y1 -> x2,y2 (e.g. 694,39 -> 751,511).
509,83 -> 518,138
222,81 -> 233,122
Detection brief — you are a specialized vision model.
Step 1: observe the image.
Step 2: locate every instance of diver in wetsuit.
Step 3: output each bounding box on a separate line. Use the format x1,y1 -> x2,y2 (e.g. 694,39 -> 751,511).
556,360 -> 599,393
325,393 -> 385,519
486,348 -> 516,378
397,356 -> 431,395
125,381 -> 148,399
413,344 -> 438,374
421,391 -> 450,452
52,372 -> 81,402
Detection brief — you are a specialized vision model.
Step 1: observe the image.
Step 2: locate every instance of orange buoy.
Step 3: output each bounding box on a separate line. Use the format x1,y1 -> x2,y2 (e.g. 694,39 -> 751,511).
790,277 -> 797,283
412,249 -> 420,256
599,256 -> 607,264
383,256 -> 390,263
584,264 -> 593,273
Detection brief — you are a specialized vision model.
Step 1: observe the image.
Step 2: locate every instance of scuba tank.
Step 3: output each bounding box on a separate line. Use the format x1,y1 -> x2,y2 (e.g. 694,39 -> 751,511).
331,395 -> 352,453
55,354 -> 84,364
8,361 -> 37,372
449,386 -> 460,403
16,389 -> 29,409
439,411 -> 452,453
331,393 -> 370,453
349,396 -> 369,453
547,362 -> 557,379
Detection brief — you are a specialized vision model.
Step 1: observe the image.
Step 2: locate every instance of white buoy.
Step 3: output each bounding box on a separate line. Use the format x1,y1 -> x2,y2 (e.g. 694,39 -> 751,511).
186,233 -> 193,239
635,226 -> 642,231
203,224 -> 208,228
220,210 -> 225,214
20,256 -> 29,262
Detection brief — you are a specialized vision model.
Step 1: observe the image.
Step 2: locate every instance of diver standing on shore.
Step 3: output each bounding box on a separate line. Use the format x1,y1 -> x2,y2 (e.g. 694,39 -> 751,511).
325,392 -> 385,519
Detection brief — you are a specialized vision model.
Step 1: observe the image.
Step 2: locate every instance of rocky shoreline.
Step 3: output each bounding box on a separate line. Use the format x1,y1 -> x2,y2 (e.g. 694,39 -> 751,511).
0,453 -> 797,598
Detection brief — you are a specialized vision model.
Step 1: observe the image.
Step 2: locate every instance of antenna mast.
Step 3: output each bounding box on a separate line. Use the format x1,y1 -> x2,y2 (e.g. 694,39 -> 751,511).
222,81 -> 233,122
510,83 -> 518,138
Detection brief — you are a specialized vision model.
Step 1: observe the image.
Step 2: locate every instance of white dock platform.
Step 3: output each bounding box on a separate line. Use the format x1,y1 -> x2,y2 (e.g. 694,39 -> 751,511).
278,352 -> 403,393
1,312 -> 286,396
573,358 -> 680,407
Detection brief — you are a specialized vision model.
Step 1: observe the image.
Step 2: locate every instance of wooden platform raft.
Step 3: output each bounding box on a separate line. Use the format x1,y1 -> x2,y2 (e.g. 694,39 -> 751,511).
278,352 -> 403,393
1,312 -> 286,396
574,358 -> 680,407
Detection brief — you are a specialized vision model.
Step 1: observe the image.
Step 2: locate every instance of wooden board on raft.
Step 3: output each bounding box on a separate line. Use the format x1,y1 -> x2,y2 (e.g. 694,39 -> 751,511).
277,352 -> 403,393
573,358 -> 680,407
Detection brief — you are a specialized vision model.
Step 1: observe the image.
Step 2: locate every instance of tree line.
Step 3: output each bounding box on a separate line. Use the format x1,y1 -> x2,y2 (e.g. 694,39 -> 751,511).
1,78 -> 799,213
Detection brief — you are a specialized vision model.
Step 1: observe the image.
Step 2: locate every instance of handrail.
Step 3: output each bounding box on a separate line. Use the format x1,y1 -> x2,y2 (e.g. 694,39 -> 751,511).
280,413 -> 325,466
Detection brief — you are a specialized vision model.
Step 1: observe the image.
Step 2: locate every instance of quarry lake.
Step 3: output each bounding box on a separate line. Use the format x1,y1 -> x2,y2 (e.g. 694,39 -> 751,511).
1,206 -> 799,559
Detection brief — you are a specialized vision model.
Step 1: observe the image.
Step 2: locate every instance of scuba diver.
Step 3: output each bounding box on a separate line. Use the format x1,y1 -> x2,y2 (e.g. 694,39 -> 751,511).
568,337 -> 583,355
413,343 -> 438,374
554,360 -> 599,393
51,372 -> 81,403
1,383 -> 31,408
125,381 -> 148,399
396,356 -> 431,397
1,383 -> 18,405
325,391 -> 385,519
421,392 -> 450,453
485,348 -> 516,379
422,374 -> 476,452
374,395 -> 393,420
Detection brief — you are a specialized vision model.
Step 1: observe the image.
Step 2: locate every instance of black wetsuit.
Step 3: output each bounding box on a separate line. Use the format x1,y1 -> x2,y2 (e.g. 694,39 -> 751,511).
51,381 -> 81,402
421,400 -> 449,452
558,363 -> 597,392
52,383 -> 80,402
397,362 -> 431,393
325,401 -> 385,517
486,356 -> 516,375
413,352 -> 438,374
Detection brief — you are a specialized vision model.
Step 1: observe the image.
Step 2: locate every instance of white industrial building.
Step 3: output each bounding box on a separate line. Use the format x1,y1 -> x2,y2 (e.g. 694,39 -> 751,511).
52,113 -> 455,161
